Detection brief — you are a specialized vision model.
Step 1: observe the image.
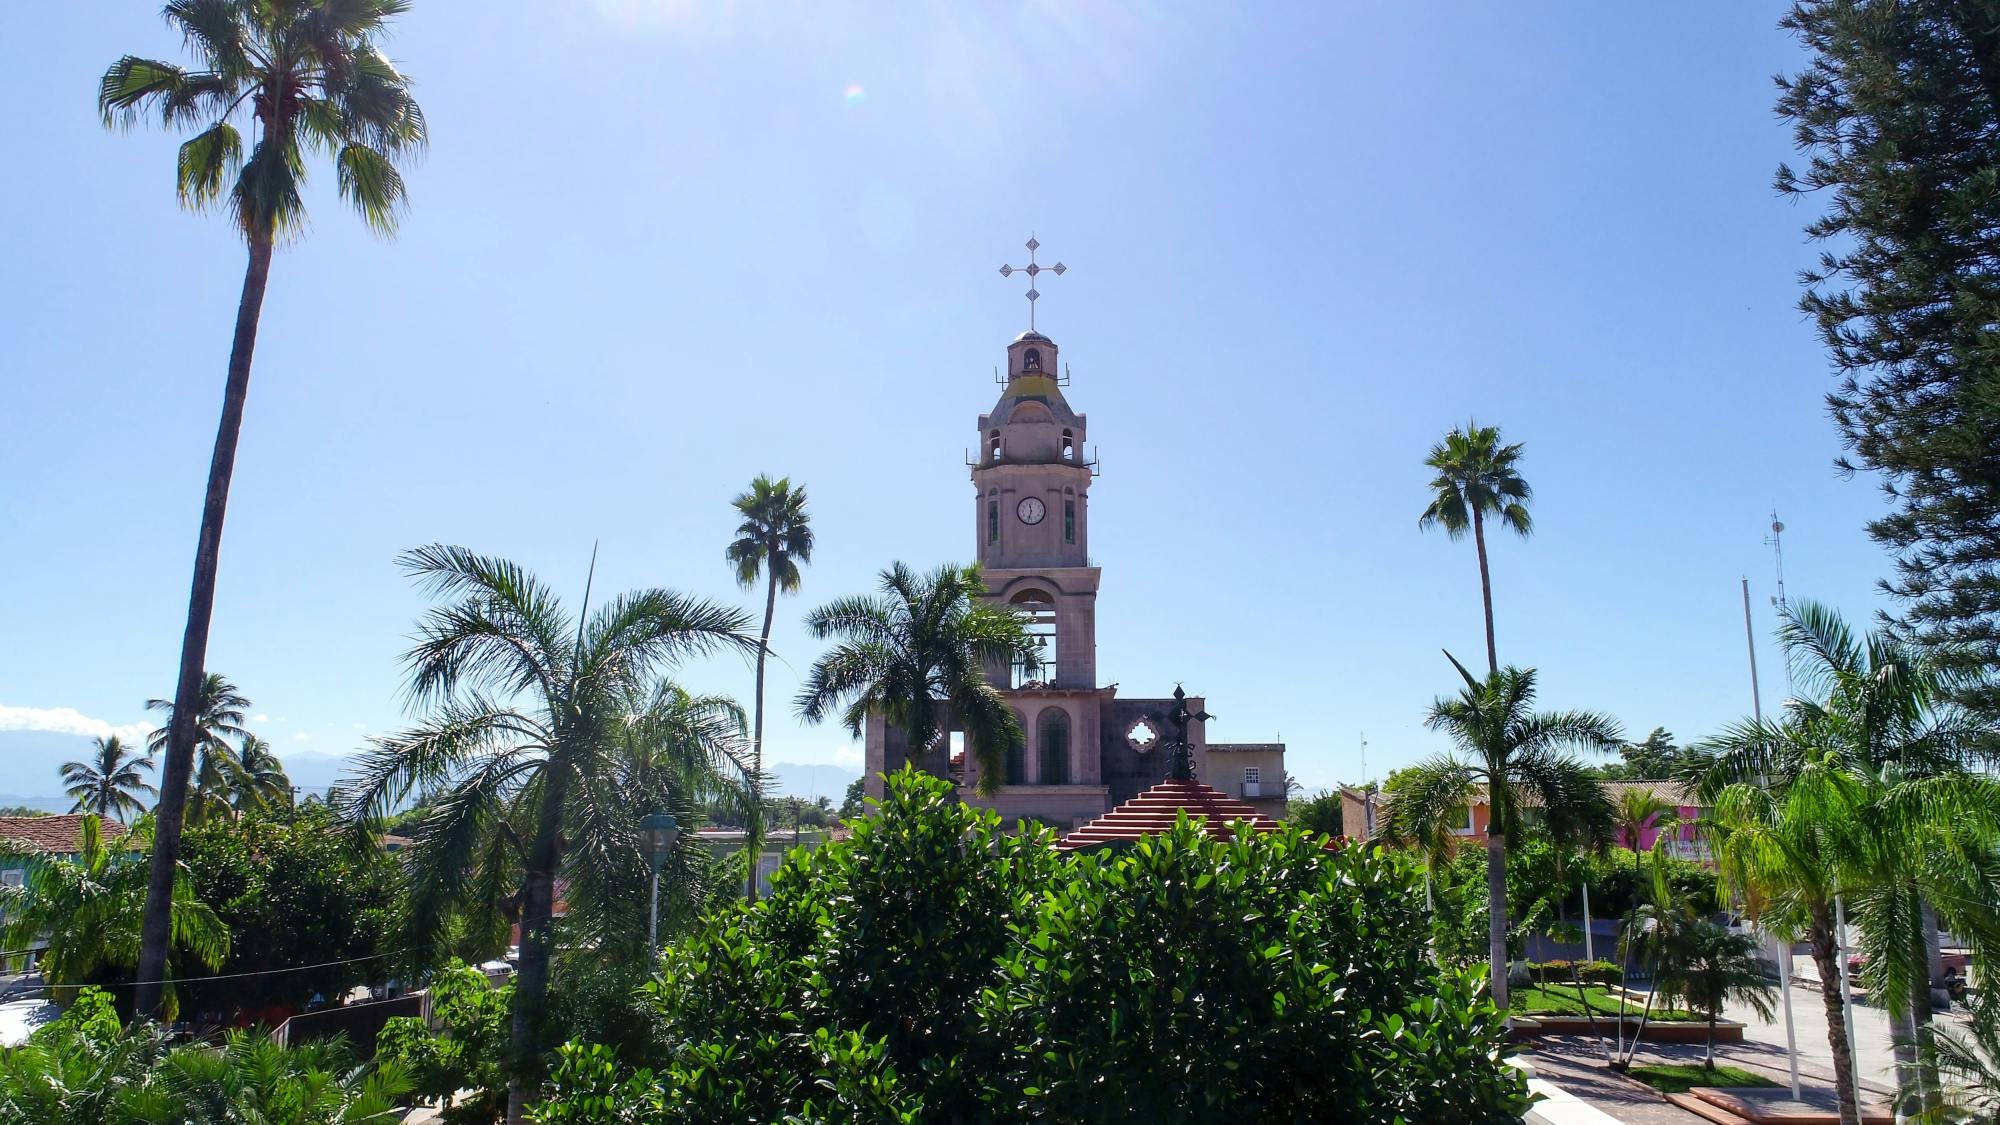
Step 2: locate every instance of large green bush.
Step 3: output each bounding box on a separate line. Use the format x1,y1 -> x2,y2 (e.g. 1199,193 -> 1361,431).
0,987 -> 410,1123
534,768 -> 1528,1124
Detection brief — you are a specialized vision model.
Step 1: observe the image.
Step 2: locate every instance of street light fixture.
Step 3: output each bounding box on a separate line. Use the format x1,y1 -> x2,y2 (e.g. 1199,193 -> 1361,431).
639,812 -> 681,951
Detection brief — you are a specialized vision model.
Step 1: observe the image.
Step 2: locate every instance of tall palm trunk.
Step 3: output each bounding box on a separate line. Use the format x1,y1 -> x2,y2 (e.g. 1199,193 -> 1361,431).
745,565 -> 777,904
507,773 -> 569,1125
1807,906 -> 1863,1125
1904,891 -> 1941,1114
1472,506 -> 1497,675
1487,828 -> 1510,1009
134,229 -> 275,1020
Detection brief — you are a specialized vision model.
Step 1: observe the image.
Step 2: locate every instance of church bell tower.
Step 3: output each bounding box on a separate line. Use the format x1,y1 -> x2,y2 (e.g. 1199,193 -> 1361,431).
972,329 -> 1099,689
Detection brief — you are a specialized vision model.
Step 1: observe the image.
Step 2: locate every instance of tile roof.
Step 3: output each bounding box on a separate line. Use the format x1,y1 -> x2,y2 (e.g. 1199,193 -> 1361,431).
0,815 -> 126,856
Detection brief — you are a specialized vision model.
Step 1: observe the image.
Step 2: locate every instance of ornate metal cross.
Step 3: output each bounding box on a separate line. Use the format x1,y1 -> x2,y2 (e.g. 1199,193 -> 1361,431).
998,235 -> 1066,332
1154,684 -> 1212,783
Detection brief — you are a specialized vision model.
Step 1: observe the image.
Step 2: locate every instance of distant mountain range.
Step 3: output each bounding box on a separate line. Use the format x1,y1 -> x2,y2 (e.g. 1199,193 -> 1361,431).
0,730 -> 858,810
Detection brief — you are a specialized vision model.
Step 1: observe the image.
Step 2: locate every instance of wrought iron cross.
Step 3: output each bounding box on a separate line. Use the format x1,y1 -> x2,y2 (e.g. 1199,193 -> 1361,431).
998,235 -> 1066,332
1154,684 -> 1212,783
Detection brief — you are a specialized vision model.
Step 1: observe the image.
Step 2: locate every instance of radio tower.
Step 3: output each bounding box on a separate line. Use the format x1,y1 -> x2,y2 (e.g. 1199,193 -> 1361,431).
1764,511 -> 1793,694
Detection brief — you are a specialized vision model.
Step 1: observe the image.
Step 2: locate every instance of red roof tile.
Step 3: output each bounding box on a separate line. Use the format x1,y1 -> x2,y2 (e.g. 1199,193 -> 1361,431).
0,815 -> 125,856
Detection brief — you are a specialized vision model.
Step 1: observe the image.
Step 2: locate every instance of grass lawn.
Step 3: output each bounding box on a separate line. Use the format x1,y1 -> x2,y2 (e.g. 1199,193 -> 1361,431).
1627,1063 -> 1780,1094
1513,984 -> 1702,1022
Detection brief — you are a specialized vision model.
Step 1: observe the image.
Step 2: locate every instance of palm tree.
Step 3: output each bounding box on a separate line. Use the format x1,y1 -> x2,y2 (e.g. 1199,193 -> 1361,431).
341,545 -> 755,1124
725,474 -> 813,902
142,1029 -> 413,1124
1385,652 -> 1620,1009
1915,988 -> 2000,1122
0,816 -> 228,1017
102,0 -> 426,1021
1704,765 -> 1867,1125
795,563 -> 1039,796
1418,421 -> 1533,676
60,736 -> 157,820
146,672 -> 252,826
1666,921 -> 1779,1071
1613,787 -> 1677,890
1693,600 -> 1997,1118
234,735 -> 293,814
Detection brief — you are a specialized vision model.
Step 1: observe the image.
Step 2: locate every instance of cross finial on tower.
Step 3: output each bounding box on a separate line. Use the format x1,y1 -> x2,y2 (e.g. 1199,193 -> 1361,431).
998,235 -> 1066,332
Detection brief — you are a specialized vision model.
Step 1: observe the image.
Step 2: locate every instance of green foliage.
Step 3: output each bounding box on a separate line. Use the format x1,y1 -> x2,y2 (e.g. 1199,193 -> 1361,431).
795,562 -> 1041,795
0,987 -> 410,1124
1915,987 -> 2000,1121
0,815 -> 227,1016
537,768 -> 1529,1124
1776,0 -> 2000,723
1287,788 -> 1344,837
177,803 -> 402,1015
984,827 -> 1521,1123
1655,921 -> 1777,1058
377,961 -> 512,1124
837,777 -> 867,818
1512,984 -> 1699,1022
100,0 -> 427,241
343,545 -> 757,1117
144,672 -> 254,827
1628,1064 -> 1778,1095
60,735 -> 157,820
1385,655 -> 1620,1008
1594,728 -> 1710,781
1529,960 -> 1623,988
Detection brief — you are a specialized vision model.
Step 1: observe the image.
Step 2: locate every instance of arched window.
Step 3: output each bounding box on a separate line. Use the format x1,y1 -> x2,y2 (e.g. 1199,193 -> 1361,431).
988,431 -> 1002,461
1061,429 -> 1074,460
1005,712 -> 1028,785
1023,348 -> 1042,371
1037,708 -> 1069,785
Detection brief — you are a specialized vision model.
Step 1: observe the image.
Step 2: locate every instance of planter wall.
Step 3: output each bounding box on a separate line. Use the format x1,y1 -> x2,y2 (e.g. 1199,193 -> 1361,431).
1511,1016 -> 1743,1044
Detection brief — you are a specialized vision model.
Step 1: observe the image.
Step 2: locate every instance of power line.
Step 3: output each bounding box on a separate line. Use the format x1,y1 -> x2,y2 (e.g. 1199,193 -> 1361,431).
5,948 -> 418,992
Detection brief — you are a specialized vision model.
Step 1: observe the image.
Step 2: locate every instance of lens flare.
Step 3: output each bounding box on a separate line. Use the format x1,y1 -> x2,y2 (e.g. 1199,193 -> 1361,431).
843,83 -> 867,106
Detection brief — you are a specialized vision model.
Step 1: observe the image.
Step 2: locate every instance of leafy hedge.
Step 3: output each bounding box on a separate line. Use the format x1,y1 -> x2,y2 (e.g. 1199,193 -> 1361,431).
532,768 -> 1529,1124
1529,959 -> 1624,988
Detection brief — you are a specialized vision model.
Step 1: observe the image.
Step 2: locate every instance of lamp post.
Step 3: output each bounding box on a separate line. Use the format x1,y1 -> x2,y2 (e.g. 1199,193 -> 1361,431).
639,812 -> 681,952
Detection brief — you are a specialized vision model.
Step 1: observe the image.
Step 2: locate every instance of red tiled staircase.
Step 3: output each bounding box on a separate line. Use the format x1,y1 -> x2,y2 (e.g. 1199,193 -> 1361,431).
1057,779 -> 1281,850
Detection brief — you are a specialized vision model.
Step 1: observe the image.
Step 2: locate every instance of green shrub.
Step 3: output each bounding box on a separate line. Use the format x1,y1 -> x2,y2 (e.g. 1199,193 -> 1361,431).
1530,959 -> 1623,987
535,767 -> 1529,1124
0,986 -> 410,1122
377,961 -> 511,1124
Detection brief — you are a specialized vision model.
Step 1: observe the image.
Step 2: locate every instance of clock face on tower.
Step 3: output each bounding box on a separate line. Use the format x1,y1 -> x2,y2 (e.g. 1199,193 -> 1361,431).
1016,497 -> 1046,525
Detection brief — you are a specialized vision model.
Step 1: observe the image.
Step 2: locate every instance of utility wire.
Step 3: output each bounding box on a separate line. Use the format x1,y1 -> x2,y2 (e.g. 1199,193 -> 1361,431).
2,948 -> 419,992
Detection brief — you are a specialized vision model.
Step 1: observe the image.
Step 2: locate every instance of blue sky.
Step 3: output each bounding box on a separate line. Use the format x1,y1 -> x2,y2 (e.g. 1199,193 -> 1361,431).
1,2 -> 1890,793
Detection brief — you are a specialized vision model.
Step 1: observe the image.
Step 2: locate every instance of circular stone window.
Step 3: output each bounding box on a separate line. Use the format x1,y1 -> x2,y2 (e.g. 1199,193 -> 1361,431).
1126,718 -> 1159,754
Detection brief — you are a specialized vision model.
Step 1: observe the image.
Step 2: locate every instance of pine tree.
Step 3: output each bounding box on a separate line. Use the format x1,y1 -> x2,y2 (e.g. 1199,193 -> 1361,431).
1777,0 -> 2000,720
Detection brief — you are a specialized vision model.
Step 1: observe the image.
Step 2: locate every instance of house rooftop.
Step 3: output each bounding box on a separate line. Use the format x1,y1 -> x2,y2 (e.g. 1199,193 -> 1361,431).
0,814 -> 126,856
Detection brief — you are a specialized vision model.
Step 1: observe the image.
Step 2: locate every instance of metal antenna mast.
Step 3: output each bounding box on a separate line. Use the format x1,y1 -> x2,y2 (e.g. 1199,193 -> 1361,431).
1764,511 -> 1793,695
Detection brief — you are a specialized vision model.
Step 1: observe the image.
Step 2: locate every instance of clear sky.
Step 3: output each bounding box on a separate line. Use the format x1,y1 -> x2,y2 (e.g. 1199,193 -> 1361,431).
1,1 -> 1894,792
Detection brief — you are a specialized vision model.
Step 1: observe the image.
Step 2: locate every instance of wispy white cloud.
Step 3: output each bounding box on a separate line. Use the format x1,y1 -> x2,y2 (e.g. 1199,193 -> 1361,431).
831,746 -> 863,768
252,714 -> 271,723
293,732 -> 311,742
0,704 -> 151,744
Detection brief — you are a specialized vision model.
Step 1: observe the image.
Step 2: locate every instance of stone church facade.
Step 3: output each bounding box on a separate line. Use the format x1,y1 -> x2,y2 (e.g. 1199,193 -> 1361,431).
861,326 -> 1287,830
